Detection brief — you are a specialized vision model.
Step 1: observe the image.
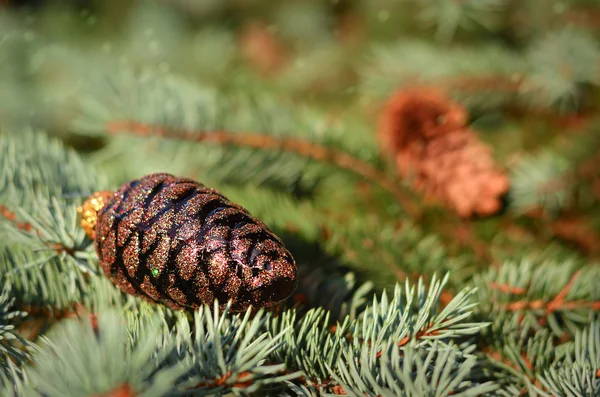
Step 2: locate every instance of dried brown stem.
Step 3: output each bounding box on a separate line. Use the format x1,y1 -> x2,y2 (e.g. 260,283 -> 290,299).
501,271 -> 600,315
93,384 -> 136,397
489,282 -> 527,295
106,121 -> 420,218
189,371 -> 253,390
0,204 -> 77,257
483,346 -> 540,395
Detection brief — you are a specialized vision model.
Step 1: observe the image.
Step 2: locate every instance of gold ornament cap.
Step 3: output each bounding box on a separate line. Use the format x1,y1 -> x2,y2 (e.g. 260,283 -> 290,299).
77,191 -> 114,240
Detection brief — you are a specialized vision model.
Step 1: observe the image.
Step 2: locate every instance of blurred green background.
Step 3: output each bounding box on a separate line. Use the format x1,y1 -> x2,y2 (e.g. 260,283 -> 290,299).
1,0 -> 599,277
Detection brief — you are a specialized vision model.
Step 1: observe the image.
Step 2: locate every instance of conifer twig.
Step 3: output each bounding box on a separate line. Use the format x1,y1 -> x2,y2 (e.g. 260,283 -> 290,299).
483,346 -> 540,396
189,371 -> 254,390
0,204 -> 77,257
445,74 -> 525,94
501,271 -> 600,316
105,121 -> 421,218
93,384 -> 136,397
0,205 -> 33,233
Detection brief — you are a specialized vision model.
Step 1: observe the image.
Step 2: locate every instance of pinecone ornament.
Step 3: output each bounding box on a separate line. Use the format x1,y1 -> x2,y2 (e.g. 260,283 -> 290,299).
78,173 -> 297,312
379,87 -> 509,217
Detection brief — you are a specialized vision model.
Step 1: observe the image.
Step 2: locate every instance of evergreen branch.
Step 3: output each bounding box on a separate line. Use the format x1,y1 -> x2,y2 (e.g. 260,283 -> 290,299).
0,131 -> 102,272
474,261 -> 600,337
417,0 -> 508,43
0,203 -> 79,259
0,284 -> 30,382
0,205 -> 34,233
267,307 -> 351,387
534,319 -> 600,396
483,320 -> 600,396
0,245 -> 88,309
319,217 -> 470,292
0,357 -> 27,397
359,40 -> 524,104
103,121 -> 419,217
268,276 -> 490,395
75,70 -> 416,215
354,274 -> 487,353
497,270 -> 600,326
171,302 -> 301,396
525,27 -> 600,110
22,311 -> 186,397
483,345 -> 537,396
482,328 -> 556,395
509,150 -> 573,215
330,340 -> 497,396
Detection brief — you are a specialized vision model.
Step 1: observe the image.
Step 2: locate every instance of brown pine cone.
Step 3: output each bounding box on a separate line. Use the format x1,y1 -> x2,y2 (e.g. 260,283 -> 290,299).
91,173 -> 297,312
378,87 -> 509,217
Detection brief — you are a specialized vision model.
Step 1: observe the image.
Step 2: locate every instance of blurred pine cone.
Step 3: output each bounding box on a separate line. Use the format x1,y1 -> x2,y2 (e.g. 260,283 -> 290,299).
378,87 -> 509,217
240,22 -> 287,74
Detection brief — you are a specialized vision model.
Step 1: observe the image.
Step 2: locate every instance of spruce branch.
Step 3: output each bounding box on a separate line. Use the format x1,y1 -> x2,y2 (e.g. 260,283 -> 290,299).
417,0 -> 508,43
0,357 -> 27,397
267,275 -> 488,394
0,131 -> 119,310
330,340 -> 497,396
510,151 -> 574,215
0,130 -> 103,271
525,27 -> 600,110
22,311 -> 186,397
483,328 -> 556,396
535,319 -> 600,396
171,302 -> 301,396
0,284 -> 30,383
474,261 -> 600,337
0,245 -> 93,310
320,217 -> 470,291
359,40 -> 524,105
75,71 -> 419,216
267,308 -> 351,388
354,274 -> 487,353
103,121 -> 417,216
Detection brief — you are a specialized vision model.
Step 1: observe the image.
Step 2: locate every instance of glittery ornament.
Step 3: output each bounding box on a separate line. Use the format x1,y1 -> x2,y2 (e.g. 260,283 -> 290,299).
77,191 -> 114,240
86,173 -> 297,312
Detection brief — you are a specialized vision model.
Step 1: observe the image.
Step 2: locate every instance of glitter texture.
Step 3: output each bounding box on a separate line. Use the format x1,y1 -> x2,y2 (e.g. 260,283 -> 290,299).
77,191 -> 114,240
93,173 -> 297,312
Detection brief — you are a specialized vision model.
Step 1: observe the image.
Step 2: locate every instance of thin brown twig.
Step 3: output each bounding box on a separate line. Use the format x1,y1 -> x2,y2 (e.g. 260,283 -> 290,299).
0,204 -> 76,256
93,384 -> 136,397
501,270 -> 600,314
489,282 -> 527,295
545,270 -> 581,314
189,371 -> 253,390
444,74 -> 526,94
375,321 -> 440,358
0,205 -> 33,232
106,121 -> 420,218
483,346 -> 540,396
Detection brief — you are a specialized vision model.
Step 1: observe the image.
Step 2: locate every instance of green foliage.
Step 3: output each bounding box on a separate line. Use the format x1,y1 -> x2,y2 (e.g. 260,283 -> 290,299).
171,304 -> 299,396
21,311 -> 185,397
0,284 -> 29,384
331,340 -> 497,396
510,151 -> 573,215
1,0 -> 600,395
525,27 -> 600,109
474,260 -> 600,337
417,0 -> 509,42
536,320 -> 600,396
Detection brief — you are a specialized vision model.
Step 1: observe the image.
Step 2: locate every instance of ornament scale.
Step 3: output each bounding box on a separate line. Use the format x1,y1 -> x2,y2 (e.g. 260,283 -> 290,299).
78,173 -> 297,312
